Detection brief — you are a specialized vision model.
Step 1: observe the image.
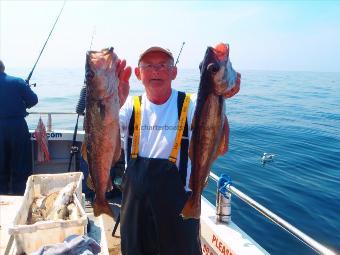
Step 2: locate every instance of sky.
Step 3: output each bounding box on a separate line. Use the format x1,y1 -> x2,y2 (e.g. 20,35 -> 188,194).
0,1 -> 339,72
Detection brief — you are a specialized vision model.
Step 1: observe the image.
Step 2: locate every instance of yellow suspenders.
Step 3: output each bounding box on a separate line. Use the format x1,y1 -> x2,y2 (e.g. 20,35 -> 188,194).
131,96 -> 141,159
131,93 -> 191,163
168,94 -> 191,163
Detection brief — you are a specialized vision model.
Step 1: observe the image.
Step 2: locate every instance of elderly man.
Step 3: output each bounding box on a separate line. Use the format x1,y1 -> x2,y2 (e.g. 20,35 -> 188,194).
117,46 -> 240,255
0,60 -> 38,194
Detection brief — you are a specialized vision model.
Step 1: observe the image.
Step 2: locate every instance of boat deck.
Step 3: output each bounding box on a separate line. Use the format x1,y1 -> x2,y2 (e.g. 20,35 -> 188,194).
85,196 -> 122,255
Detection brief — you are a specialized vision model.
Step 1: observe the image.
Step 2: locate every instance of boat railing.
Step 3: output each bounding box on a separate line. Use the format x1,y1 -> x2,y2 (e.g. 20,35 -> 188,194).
209,172 -> 336,255
29,112 -> 79,132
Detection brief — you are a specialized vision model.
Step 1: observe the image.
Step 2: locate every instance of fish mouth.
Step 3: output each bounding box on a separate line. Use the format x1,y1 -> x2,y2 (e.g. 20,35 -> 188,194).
86,47 -> 115,73
211,43 -> 238,95
87,47 -> 114,58
85,47 -> 117,99
213,43 -> 228,61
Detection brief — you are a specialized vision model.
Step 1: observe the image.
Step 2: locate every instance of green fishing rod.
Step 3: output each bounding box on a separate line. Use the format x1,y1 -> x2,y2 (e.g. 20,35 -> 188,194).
25,1 -> 66,86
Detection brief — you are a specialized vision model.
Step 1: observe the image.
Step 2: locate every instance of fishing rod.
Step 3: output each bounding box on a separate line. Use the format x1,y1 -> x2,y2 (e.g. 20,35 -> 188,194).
89,26 -> 96,51
174,41 -> 185,67
25,1 -> 66,86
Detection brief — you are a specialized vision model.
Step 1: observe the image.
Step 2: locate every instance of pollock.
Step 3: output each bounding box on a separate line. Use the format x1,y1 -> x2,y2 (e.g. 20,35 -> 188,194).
84,47 -> 121,217
181,43 -> 240,218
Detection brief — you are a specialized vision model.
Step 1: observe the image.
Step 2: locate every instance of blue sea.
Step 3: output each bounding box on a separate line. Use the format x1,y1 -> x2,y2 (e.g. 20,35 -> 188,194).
9,67 -> 340,254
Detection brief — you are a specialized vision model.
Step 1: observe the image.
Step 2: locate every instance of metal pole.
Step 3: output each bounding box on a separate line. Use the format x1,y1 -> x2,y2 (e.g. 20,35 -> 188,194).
47,113 -> 52,132
209,172 -> 336,255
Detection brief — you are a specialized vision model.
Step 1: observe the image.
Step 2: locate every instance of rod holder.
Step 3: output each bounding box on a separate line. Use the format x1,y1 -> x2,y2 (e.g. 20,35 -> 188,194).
216,175 -> 232,224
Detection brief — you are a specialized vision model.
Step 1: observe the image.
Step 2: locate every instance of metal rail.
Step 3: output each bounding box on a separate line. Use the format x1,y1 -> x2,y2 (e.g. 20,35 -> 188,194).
209,172 -> 336,255
29,112 -> 77,115
28,112 -> 79,132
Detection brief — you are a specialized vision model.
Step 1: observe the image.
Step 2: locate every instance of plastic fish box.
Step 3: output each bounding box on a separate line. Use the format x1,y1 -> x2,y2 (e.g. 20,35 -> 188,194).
7,172 -> 87,254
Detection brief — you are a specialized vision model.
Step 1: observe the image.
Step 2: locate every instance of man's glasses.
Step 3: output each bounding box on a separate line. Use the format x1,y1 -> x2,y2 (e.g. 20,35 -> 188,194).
139,63 -> 173,71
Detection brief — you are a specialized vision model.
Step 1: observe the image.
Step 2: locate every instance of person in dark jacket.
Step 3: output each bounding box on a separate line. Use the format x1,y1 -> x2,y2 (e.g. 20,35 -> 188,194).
0,60 -> 38,195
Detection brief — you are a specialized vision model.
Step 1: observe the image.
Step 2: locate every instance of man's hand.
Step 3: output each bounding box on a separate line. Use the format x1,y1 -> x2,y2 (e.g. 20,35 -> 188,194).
223,72 -> 241,99
116,59 -> 132,107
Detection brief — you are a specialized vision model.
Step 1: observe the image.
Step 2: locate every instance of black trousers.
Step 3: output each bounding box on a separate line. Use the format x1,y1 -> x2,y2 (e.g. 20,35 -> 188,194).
0,118 -> 32,195
120,157 -> 202,255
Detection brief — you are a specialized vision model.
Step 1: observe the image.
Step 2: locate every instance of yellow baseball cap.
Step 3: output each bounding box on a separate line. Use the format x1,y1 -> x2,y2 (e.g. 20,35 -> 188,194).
138,46 -> 174,64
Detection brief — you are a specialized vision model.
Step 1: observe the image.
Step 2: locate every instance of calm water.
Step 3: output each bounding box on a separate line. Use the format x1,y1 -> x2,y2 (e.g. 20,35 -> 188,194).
9,67 -> 340,254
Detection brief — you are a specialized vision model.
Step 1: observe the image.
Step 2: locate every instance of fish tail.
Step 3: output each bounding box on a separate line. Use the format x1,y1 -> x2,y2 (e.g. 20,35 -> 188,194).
181,196 -> 201,219
93,199 -> 113,217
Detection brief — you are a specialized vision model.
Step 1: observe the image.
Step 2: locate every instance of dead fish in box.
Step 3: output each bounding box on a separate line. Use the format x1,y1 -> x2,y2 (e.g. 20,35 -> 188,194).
181,43 -> 241,219
46,182 -> 77,220
27,196 -> 46,224
67,202 -> 80,220
83,47 -> 121,217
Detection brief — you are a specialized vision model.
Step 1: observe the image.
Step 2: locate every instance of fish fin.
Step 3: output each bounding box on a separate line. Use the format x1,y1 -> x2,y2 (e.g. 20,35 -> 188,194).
214,117 -> 229,160
108,125 -> 121,192
112,126 -> 121,164
81,138 -> 88,163
86,175 -> 95,191
93,199 -> 113,217
181,196 -> 201,219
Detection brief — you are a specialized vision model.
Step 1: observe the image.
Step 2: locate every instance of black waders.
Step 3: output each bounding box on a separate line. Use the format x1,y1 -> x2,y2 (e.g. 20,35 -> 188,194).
120,93 -> 202,255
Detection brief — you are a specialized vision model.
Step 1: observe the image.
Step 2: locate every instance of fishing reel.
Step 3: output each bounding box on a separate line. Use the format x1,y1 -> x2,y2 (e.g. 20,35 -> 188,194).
70,145 -> 79,155
25,79 -> 36,87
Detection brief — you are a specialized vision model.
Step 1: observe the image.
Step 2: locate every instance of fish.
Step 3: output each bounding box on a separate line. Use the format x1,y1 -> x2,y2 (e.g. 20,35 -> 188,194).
181,43 -> 240,219
46,182 -> 77,220
67,202 -> 80,220
84,47 -> 121,217
27,196 -> 46,224
42,191 -> 59,216
27,187 -> 80,223
27,192 -> 60,224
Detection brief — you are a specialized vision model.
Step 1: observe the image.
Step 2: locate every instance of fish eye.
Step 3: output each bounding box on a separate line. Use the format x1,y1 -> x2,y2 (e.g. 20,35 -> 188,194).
207,63 -> 220,73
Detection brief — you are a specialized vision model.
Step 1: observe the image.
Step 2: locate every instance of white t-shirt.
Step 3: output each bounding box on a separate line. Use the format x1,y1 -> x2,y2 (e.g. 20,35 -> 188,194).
119,89 -> 197,191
